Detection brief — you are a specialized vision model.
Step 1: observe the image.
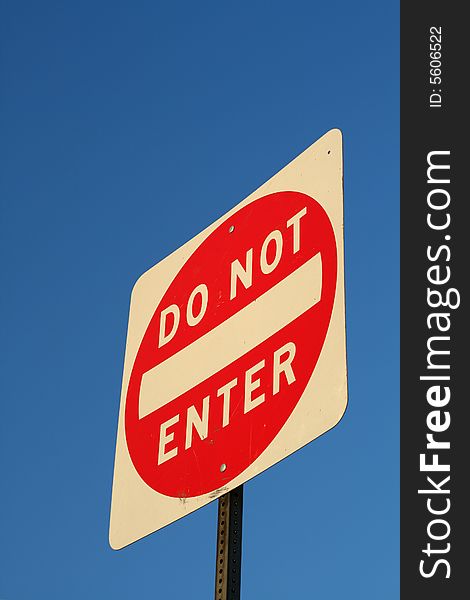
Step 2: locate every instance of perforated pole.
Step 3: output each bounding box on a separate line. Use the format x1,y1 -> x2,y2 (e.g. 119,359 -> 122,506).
214,485 -> 244,600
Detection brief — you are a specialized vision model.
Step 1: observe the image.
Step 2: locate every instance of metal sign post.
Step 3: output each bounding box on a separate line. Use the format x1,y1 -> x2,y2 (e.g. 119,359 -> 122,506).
215,485 -> 244,600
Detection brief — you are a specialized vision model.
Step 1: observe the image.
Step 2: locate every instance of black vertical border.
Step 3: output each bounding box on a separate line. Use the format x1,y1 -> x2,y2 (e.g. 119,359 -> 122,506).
401,4 -> 467,598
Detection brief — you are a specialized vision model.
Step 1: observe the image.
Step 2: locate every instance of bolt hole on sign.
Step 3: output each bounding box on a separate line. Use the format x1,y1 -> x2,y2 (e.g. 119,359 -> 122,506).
109,129 -> 347,549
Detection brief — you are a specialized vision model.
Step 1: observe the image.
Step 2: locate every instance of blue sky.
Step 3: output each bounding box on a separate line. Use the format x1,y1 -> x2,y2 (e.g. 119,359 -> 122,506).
0,1 -> 399,598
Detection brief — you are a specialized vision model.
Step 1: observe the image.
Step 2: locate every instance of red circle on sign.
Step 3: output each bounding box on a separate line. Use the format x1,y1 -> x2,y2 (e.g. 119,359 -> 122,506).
125,191 -> 337,497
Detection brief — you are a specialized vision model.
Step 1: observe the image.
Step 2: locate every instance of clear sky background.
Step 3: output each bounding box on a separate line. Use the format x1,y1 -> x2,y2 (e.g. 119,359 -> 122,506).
1,2 -> 399,598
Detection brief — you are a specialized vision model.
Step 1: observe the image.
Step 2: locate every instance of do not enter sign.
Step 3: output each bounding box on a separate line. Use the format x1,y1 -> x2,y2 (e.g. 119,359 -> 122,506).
110,129 -> 347,549
126,192 -> 335,497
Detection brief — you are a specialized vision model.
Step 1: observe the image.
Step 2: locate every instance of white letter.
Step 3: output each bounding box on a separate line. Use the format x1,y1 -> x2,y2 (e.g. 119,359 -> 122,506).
260,230 -> 283,274
287,207 -> 307,253
427,386 -> 450,407
187,284 -> 208,327
158,305 -> 180,348
426,150 -> 450,184
244,360 -> 265,413
273,342 -> 296,395
217,378 -> 238,427
427,189 -> 451,210
158,414 -> 179,465
426,434 -> 450,451
426,410 -> 450,433
419,558 -> 451,578
185,396 -> 210,450
230,249 -> 253,300
420,453 -> 450,472
427,498 -> 451,516
427,519 -> 451,541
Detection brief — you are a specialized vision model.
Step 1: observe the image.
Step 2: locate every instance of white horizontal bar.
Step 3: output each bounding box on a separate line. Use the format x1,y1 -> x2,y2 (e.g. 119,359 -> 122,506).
139,253 -> 322,419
